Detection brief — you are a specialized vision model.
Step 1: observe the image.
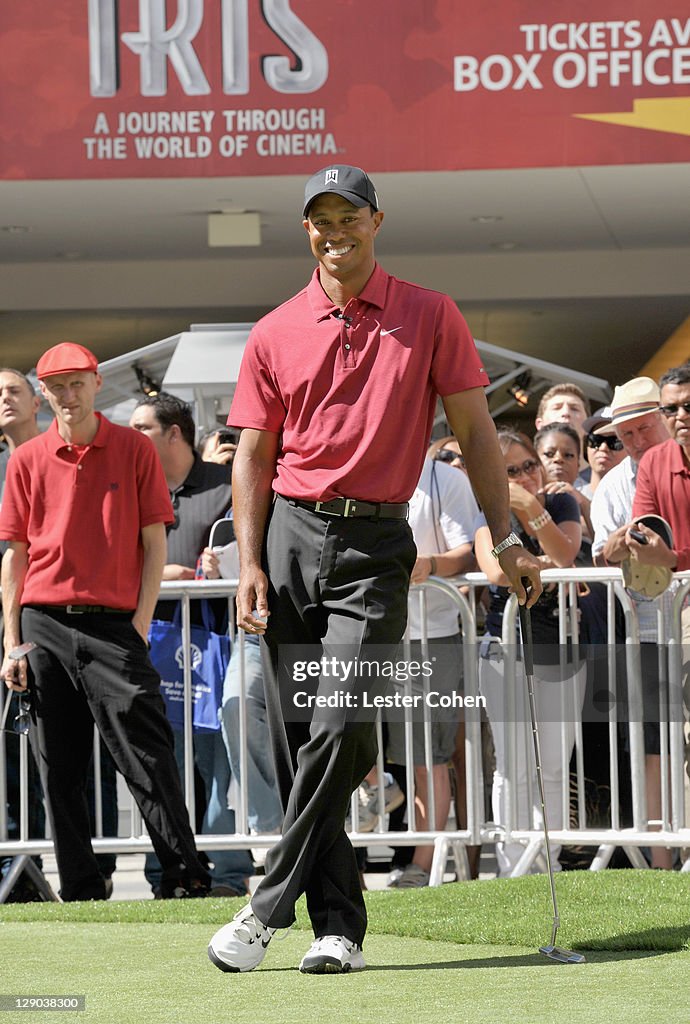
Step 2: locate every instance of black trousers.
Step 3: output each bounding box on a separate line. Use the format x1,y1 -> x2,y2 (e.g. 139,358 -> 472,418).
22,606 -> 208,901
251,497 -> 416,945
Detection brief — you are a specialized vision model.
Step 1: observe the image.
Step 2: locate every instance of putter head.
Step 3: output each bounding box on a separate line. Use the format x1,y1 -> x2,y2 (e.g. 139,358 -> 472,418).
540,944 -> 586,964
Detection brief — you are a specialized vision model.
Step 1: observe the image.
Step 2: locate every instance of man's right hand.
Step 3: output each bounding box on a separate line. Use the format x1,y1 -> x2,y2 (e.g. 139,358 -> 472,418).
601,524 -> 630,565
1,652 -> 28,692
236,567 -> 270,634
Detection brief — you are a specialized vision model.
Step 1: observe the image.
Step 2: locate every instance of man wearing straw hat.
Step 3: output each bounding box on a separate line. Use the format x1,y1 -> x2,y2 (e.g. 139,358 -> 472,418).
590,375 -> 673,869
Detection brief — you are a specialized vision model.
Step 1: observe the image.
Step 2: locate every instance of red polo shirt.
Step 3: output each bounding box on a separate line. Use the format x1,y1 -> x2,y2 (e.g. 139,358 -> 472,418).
632,438 -> 690,570
229,263 -> 487,502
0,415 -> 174,608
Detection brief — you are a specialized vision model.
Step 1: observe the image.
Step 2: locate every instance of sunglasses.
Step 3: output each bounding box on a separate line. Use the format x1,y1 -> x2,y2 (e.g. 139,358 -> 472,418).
659,402 -> 690,417
434,449 -> 464,466
506,458 -> 541,479
585,433 -> 623,451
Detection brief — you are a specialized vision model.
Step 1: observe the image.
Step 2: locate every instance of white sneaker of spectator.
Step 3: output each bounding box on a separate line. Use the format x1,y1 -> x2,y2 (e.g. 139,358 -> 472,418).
346,775 -> 405,832
360,776 -> 405,823
394,863 -> 430,888
250,827 -> 281,869
387,866 -> 404,887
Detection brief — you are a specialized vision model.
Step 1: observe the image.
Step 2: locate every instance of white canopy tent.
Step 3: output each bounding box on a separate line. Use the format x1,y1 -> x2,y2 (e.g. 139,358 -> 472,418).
94,323 -> 612,433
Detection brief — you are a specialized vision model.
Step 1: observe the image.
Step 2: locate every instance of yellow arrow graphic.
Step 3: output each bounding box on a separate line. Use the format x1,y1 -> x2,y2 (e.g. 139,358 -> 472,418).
574,96 -> 690,137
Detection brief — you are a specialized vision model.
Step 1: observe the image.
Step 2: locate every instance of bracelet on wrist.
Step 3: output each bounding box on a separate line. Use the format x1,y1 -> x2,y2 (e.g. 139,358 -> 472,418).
528,509 -> 552,532
429,555 -> 437,575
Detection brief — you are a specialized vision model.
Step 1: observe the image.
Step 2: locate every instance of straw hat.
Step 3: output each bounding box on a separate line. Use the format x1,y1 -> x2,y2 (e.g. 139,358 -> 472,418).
609,377 -> 660,428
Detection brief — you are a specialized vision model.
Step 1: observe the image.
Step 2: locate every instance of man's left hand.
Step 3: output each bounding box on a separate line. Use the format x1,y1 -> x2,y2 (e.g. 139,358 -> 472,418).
1,653 -> 29,692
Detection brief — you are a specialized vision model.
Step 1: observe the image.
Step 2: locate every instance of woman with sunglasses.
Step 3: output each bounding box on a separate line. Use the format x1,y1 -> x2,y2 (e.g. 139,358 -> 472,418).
474,429 -> 585,876
582,414 -> 626,495
428,435 -> 466,473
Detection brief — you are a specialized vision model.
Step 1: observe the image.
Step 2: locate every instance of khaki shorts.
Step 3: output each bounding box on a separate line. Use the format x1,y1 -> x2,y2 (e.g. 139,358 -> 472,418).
385,634 -> 463,766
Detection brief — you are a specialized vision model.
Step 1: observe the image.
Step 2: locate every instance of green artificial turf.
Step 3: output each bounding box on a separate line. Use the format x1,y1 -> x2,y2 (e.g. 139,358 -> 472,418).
1,873 -> 688,1024
1,924 -> 688,1024
2,871 -> 689,952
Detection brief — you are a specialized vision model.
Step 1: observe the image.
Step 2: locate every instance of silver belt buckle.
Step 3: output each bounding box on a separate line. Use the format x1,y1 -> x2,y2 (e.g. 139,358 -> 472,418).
343,498 -> 357,517
66,605 -> 84,614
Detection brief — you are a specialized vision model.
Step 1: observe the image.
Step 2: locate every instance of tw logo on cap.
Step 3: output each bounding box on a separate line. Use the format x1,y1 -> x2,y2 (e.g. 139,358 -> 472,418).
325,169 -> 339,184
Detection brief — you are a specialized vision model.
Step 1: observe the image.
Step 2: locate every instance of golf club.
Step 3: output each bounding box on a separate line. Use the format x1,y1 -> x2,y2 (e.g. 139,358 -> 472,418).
518,586 -> 585,965
1,688 -> 12,732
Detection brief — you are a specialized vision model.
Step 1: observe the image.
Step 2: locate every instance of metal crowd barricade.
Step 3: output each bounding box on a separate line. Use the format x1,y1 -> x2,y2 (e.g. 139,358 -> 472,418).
1,570 -> 689,898
475,568 -> 690,875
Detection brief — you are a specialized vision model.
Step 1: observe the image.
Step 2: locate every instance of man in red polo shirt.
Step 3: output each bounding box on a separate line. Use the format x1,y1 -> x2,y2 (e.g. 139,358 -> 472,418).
630,362 -> 690,570
630,361 -> 690,804
208,165 -> 542,974
0,342 -> 209,901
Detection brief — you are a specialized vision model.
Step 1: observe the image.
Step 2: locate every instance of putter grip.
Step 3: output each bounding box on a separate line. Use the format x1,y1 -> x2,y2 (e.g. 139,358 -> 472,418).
517,579 -> 535,677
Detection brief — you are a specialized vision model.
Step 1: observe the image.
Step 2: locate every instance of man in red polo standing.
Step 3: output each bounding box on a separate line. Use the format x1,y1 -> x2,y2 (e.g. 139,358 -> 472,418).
630,362 -> 690,571
0,342 -> 209,901
208,165 -> 541,974
629,361 -> 690,807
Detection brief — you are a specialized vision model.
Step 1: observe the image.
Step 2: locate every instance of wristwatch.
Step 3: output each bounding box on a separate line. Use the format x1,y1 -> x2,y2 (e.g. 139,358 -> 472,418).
490,531 -> 524,560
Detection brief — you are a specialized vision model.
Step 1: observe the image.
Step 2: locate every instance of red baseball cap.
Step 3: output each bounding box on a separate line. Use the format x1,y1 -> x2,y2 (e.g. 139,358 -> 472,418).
36,342 -> 99,379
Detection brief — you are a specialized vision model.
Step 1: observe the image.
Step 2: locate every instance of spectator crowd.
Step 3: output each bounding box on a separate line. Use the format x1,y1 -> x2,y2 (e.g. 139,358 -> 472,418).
0,165 -> 688,968
2,352 -> 688,906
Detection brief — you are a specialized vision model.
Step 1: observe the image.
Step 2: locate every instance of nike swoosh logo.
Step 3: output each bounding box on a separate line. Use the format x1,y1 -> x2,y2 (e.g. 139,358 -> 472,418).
380,327 -> 402,336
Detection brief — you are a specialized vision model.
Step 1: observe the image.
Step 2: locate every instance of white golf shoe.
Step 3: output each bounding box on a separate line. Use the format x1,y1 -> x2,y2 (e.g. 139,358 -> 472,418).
299,935 -> 366,974
208,902 -> 276,973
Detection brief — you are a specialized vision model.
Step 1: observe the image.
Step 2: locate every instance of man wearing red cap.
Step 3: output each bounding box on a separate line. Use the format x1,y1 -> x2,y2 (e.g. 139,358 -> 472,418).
208,165 -> 542,974
0,342 -> 210,900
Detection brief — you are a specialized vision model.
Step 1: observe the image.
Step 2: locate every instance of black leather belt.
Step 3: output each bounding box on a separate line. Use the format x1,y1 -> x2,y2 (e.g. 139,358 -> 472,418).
285,496 -> 409,520
43,605 -> 133,615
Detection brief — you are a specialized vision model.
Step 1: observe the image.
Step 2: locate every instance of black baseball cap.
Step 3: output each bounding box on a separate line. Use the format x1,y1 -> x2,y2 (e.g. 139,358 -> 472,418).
303,165 -> 379,217
582,406 -> 613,436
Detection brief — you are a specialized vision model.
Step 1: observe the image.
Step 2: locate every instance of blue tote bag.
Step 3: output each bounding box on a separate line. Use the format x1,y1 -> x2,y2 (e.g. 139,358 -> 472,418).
149,600 -> 229,733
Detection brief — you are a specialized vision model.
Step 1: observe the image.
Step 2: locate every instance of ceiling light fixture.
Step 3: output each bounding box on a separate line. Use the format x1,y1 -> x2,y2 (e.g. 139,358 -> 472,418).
507,372 -> 532,407
134,365 -> 161,397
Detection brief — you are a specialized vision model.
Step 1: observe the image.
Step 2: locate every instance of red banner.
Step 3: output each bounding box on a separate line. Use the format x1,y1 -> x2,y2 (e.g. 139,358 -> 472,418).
1,0 -> 689,180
